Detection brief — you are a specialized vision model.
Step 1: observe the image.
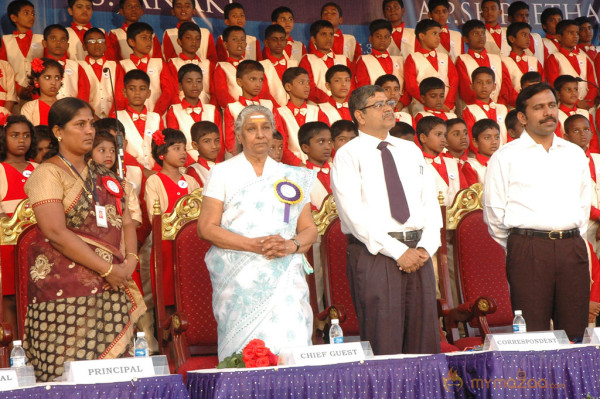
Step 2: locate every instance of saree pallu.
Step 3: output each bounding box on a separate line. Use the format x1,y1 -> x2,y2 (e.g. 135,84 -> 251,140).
205,163 -> 316,360
23,162 -> 145,382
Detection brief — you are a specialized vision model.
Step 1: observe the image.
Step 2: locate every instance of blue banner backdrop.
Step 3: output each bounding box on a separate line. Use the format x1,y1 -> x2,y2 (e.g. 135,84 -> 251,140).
1,0 -> 600,54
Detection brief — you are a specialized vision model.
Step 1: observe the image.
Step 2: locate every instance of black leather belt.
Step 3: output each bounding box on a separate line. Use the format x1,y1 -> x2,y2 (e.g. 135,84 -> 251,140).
509,228 -> 580,240
389,230 -> 423,242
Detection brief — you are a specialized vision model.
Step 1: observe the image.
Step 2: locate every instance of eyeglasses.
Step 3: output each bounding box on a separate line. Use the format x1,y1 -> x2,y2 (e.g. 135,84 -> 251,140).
86,38 -> 106,45
359,99 -> 396,111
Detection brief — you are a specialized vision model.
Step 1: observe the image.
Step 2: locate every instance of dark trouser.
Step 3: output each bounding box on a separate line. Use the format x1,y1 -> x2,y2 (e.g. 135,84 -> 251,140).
506,233 -> 590,340
346,237 -> 440,355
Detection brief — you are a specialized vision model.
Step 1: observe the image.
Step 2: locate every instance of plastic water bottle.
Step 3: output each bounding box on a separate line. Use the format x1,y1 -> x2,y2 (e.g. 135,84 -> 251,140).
513,310 -> 527,333
329,319 -> 344,344
134,332 -> 149,357
10,340 -> 26,367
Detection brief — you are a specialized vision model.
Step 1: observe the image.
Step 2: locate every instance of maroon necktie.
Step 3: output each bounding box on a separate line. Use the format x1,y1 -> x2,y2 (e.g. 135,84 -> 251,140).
378,141 -> 410,223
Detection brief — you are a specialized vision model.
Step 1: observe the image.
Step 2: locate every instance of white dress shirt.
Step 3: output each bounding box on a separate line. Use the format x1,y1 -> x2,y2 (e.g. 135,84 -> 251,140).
483,131 -> 591,248
331,131 -> 442,261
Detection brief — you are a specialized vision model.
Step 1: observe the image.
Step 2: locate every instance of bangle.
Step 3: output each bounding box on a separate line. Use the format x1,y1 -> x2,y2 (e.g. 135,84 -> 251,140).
100,263 -> 113,278
126,252 -> 139,262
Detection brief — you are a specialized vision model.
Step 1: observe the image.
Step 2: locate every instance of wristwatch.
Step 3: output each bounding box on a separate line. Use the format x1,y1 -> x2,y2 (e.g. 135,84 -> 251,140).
292,238 -> 301,253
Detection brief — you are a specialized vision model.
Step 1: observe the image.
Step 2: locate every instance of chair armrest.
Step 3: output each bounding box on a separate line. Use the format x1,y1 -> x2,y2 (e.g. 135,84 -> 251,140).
437,298 -> 450,317
0,322 -> 12,345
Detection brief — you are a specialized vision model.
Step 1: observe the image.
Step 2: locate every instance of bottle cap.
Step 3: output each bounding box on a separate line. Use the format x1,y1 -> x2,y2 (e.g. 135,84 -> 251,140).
514,310 -> 522,316
137,332 -> 145,338
331,318 -> 339,324
13,340 -> 22,346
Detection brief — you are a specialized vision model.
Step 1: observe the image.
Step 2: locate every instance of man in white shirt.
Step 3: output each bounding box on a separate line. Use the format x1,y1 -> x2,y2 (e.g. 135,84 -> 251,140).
483,82 -> 591,341
331,85 -> 442,355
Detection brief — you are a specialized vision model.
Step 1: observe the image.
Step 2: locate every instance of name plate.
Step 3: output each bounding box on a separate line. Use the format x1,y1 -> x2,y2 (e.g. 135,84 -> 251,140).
583,327 -> 600,344
0,369 -> 18,391
67,357 -> 155,383
289,342 -> 365,366
483,330 -> 569,351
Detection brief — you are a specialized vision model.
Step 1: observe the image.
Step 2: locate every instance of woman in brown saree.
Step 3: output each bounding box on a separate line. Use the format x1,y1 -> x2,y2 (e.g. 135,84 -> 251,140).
23,98 -> 146,381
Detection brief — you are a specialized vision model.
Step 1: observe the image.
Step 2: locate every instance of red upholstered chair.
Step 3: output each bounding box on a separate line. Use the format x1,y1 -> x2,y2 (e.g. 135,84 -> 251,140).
151,189 -> 218,376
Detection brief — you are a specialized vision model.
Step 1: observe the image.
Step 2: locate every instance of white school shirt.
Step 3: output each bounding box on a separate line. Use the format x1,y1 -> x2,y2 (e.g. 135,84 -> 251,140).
483,131 -> 591,248
331,131 -> 442,260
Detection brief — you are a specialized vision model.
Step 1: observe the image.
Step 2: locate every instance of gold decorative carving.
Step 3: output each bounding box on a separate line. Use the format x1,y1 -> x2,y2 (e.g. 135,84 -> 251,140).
0,199 -> 36,245
312,195 -> 338,236
162,188 -> 203,241
446,183 -> 483,230
477,298 -> 490,313
172,314 -> 181,330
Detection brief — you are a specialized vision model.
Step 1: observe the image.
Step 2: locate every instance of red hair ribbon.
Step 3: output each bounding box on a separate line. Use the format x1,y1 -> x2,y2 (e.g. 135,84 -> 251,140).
31,58 -> 45,73
152,130 -> 165,146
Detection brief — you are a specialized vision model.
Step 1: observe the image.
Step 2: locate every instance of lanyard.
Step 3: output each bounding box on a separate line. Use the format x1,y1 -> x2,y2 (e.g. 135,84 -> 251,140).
58,153 -> 99,203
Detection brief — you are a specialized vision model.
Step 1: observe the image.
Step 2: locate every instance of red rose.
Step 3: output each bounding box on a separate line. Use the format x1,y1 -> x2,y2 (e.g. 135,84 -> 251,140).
268,353 -> 279,366
254,346 -> 269,357
255,357 -> 270,367
245,359 -> 257,368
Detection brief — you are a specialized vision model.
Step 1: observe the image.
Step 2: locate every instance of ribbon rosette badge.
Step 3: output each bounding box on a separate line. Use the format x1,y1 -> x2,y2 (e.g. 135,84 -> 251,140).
274,179 -> 303,223
102,176 -> 124,214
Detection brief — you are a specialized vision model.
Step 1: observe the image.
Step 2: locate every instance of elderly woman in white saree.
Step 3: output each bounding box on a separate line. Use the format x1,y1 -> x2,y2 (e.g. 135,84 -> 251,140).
197,105 -> 318,360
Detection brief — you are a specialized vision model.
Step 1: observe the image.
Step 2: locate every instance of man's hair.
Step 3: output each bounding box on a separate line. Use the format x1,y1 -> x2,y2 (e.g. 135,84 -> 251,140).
507,1 -> 528,18
416,116 -> 445,145
506,22 -> 531,46
575,16 -> 594,27
564,114 -> 590,134
321,2 -> 342,17
298,121 -> 330,147
119,0 -> 143,9
419,77 -> 445,97
541,8 -> 563,29
446,117 -> 467,131
127,22 -> 153,42
236,60 -> 264,79
282,67 -> 309,86
331,119 -> 358,139
428,0 -> 450,12
94,118 -> 126,139
556,20 -> 578,36
505,109 -> 520,131
222,26 -> 245,42
68,0 -> 92,8
390,121 -> 415,139
171,0 -> 197,8
369,19 -> 392,36
191,121 -> 220,142
271,6 -> 293,22
265,24 -> 286,39
415,19 -> 441,39
520,71 -> 542,87
272,131 -> 283,140
462,19 -> 486,37
7,0 -> 34,26
382,0 -> 404,14
515,82 -> 558,115
472,118 -> 500,141
349,85 -> 385,125
43,24 -> 68,41
224,2 -> 244,20
178,21 -> 201,40
83,27 -> 104,42
553,74 -> 579,92
325,65 -> 352,83
471,66 -> 495,82
177,63 -> 203,83
374,74 -> 400,87
481,0 -> 501,9
310,20 -> 334,38
123,69 -> 150,86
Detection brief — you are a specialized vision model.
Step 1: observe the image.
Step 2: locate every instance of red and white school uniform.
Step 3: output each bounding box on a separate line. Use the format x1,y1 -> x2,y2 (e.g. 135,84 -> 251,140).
443,151 -> 478,186
215,33 -> 262,62
66,23 -> 115,61
167,53 -> 213,105
423,152 -> 468,206
223,97 -> 274,154
144,172 -> 200,306
0,30 -> 44,88
542,34 -> 561,65
108,23 -> 163,61
0,162 -> 36,296
527,32 -> 545,66
78,56 -> 126,118
117,106 -> 164,170
395,111 -> 414,126
20,99 -> 51,125
299,51 -> 353,104
387,23 -> 416,60
260,54 -> 299,107
162,24 -> 217,64
484,23 -> 510,57
186,158 -> 216,187
579,44 -> 599,63
45,54 -> 83,100
462,99 -> 509,149
211,58 -> 243,109
502,51 -> 544,107
437,25 -> 463,63
414,108 -> 457,123
354,49 -> 403,90
465,153 -> 490,184
165,99 -> 222,161
305,160 -> 332,210
124,152 -> 144,197
456,49 -> 507,106
120,54 -> 176,116
276,101 -> 329,166
547,47 -> 598,107
318,97 -> 352,125
263,36 -> 307,63
558,104 -> 600,153
0,61 -> 17,109
403,48 -> 458,112
308,28 -> 362,63
587,151 -> 600,256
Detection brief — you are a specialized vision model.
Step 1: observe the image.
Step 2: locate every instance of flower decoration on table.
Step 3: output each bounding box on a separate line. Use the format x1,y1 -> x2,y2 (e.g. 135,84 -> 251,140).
152,130 -> 165,146
31,57 -> 45,73
216,339 -> 279,369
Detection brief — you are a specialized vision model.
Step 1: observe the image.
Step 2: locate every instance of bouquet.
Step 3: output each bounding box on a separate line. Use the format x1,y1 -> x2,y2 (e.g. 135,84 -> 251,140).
216,339 -> 279,369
